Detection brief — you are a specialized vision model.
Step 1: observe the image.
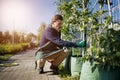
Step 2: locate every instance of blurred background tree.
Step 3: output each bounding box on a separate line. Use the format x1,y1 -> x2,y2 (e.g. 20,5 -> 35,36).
37,22 -> 46,45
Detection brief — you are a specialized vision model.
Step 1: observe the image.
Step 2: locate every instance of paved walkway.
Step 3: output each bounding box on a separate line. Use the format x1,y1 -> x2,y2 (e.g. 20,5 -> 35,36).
0,49 -> 62,80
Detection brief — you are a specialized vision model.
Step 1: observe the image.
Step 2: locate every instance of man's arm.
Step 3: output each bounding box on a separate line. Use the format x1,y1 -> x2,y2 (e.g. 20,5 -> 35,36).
45,29 -> 77,47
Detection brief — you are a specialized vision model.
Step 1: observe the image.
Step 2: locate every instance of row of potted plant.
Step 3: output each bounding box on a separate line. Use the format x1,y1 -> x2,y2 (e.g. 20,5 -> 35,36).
56,0 -> 120,80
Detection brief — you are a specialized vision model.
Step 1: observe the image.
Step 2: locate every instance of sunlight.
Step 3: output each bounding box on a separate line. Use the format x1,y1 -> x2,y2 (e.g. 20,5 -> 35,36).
1,0 -> 31,32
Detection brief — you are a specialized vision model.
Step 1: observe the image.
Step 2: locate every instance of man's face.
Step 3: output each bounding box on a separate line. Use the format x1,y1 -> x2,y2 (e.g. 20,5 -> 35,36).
53,20 -> 63,32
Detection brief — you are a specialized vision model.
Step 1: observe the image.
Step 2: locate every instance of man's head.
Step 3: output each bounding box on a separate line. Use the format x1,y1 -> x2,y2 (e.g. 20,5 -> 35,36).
51,14 -> 63,32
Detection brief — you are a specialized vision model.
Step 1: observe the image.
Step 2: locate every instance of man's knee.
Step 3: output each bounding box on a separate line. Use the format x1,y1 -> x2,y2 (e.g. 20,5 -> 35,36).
61,51 -> 69,57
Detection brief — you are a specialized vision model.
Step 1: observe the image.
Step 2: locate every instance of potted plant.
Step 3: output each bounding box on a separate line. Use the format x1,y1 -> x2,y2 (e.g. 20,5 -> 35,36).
56,0 -> 120,80
80,25 -> 120,80
80,0 -> 120,80
56,0 -> 85,77
70,30 -> 83,76
70,47 -> 83,76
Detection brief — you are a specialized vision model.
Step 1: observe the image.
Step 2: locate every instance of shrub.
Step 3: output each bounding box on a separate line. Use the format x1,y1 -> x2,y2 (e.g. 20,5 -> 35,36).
0,43 -> 29,54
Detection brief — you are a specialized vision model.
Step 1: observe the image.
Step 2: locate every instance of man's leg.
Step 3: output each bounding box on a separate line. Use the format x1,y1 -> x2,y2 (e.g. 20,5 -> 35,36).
37,59 -> 46,74
47,50 -> 68,73
51,51 -> 68,66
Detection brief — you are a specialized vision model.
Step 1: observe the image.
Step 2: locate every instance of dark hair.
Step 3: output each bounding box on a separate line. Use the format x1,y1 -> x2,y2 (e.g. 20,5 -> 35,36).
51,14 -> 63,24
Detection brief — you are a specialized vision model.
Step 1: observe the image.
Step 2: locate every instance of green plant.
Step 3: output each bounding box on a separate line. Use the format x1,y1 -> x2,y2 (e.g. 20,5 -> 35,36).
56,0 -> 120,69
0,54 -> 12,61
61,75 -> 80,80
0,43 -> 29,54
59,63 -> 80,80
98,28 -> 120,67
84,28 -> 120,69
58,63 -> 70,78
0,62 -> 19,67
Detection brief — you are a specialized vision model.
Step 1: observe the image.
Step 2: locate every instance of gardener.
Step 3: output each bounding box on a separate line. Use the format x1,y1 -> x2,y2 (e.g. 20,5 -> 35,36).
35,14 -> 85,74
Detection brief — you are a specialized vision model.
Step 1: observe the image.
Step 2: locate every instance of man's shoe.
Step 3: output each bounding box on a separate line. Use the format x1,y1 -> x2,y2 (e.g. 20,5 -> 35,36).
38,67 -> 44,74
50,65 -> 59,74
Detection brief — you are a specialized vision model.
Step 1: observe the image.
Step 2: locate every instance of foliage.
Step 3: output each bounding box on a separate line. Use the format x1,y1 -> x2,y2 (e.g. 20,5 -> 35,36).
57,0 -> 84,40
26,32 -> 36,42
0,54 -> 19,67
0,32 -> 3,43
0,43 -> 29,54
0,30 -> 37,44
98,28 -> 120,67
56,0 -> 120,68
3,31 -> 11,44
59,63 -> 79,80
37,22 -> 46,44
0,54 -> 12,61
61,75 -> 80,80
0,62 -> 19,67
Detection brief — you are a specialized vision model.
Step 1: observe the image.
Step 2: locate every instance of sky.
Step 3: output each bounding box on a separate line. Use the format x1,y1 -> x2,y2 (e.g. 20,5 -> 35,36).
0,0 -> 57,35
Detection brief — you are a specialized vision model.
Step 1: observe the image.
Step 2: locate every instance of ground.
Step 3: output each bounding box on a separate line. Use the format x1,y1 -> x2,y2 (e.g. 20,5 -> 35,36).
0,49 -> 61,80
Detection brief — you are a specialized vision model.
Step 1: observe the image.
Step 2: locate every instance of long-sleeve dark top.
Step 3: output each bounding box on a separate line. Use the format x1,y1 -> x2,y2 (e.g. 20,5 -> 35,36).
40,25 -> 77,48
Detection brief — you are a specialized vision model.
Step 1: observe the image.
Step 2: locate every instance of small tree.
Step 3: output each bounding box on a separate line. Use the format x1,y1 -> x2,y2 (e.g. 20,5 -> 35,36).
0,31 -> 3,44
13,31 -> 20,44
37,22 -> 46,44
19,32 -> 25,43
3,31 -> 11,44
26,32 -> 36,43
57,0 -> 120,68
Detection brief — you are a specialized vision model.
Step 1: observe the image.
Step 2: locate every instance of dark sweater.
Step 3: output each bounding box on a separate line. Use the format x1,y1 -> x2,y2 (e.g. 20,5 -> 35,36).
40,25 -> 77,48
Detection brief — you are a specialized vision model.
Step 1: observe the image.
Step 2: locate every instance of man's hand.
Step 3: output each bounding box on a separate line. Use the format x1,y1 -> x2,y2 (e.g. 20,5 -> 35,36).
76,41 -> 86,47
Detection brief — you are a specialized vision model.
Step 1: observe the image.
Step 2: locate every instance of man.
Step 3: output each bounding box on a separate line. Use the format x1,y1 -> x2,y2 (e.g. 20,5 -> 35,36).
35,14 -> 85,74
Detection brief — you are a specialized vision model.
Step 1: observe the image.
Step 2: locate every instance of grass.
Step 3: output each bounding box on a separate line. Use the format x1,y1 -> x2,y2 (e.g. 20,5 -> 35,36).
0,62 -> 19,67
61,75 -> 80,80
58,64 -> 80,80
0,54 -> 19,67
59,70 -> 80,80
58,63 -> 70,78
0,54 -> 12,61
59,71 -> 80,80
